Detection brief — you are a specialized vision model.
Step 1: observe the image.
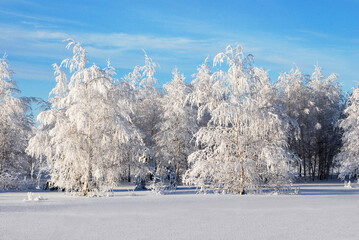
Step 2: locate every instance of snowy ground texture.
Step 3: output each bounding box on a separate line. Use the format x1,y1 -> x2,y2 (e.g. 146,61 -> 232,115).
1,181 -> 359,240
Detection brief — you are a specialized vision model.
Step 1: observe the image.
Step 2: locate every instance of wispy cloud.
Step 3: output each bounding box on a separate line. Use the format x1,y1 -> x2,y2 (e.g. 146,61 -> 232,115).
0,21 -> 357,92
296,30 -> 330,38
0,9 -> 84,27
0,23 -> 218,69
77,33 -> 204,52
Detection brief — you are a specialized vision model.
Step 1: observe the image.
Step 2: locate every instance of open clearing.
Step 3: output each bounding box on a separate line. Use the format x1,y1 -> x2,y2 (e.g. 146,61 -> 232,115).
1,181 -> 358,240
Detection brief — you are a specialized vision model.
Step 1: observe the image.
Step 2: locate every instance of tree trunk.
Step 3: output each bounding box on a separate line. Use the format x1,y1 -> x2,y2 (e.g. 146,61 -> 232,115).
128,164 -> 131,182
83,82 -> 92,196
239,165 -> 245,195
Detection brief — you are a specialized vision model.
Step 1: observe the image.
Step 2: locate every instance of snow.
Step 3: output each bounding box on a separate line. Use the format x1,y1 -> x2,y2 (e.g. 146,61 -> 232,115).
1,181 -> 358,240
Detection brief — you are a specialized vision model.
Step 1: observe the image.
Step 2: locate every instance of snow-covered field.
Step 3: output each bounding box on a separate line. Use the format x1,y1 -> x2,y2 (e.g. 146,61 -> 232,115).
1,181 -> 358,240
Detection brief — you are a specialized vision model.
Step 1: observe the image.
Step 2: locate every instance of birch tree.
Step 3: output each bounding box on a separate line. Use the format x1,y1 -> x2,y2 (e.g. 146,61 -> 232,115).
276,68 -> 314,178
185,45 -> 294,194
124,53 -> 163,185
277,66 -> 343,180
127,52 -> 162,151
308,66 -> 343,179
0,54 -> 34,189
27,40 -> 143,195
188,58 -> 219,127
336,86 -> 359,180
155,68 -> 198,185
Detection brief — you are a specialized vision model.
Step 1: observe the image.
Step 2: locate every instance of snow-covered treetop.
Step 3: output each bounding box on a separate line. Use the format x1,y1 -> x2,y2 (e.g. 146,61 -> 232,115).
0,54 -> 18,98
162,67 -> 191,119
61,39 -> 88,72
213,45 -> 255,95
124,51 -> 159,90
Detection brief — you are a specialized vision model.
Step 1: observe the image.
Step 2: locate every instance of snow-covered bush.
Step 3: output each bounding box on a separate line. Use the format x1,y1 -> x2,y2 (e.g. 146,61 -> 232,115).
24,192 -> 45,201
149,166 -> 177,194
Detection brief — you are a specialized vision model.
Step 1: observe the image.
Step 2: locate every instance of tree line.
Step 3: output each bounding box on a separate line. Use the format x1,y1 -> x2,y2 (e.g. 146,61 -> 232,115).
0,40 -> 358,195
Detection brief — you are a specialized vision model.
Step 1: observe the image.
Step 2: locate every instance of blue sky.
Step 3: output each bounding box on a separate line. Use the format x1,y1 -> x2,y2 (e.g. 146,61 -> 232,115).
1,0 -> 358,102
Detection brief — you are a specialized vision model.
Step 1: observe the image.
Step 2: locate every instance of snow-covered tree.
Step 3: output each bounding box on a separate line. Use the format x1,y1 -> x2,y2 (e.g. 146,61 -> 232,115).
124,53 -> 163,187
129,52 -> 161,144
336,86 -> 359,180
155,68 -> 198,185
0,54 -> 34,190
277,66 -> 343,180
308,66 -> 343,179
185,45 -> 294,194
188,58 -> 219,127
277,68 -> 314,178
126,52 -> 162,158
27,40 -> 143,195
112,79 -> 148,184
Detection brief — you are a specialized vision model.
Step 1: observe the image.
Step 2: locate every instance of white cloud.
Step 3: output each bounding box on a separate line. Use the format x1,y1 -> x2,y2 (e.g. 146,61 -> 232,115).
0,22 -> 357,92
0,9 -> 84,26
